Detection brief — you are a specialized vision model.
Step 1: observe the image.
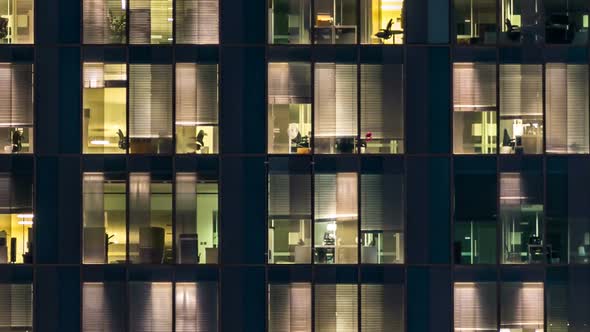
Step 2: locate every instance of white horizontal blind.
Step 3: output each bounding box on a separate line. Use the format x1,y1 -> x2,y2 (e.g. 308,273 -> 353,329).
83,0 -> 126,43
0,64 -> 33,127
361,284 -> 404,332
176,0 -> 219,44
268,173 -> 311,217
129,282 -> 173,332
314,63 -> 357,137
361,64 -> 403,139
129,64 -> 173,138
315,284 -> 358,332
453,63 -> 496,111
175,282 -> 218,332
546,63 -> 589,153
268,63 -> 311,104
500,172 -> 524,208
500,64 -> 542,116
501,283 -> 544,330
0,284 -> 32,330
361,173 -> 404,231
268,283 -> 312,332
83,282 -> 126,332
0,174 -> 10,212
314,173 -> 357,220
454,283 -> 497,331
176,63 -> 218,125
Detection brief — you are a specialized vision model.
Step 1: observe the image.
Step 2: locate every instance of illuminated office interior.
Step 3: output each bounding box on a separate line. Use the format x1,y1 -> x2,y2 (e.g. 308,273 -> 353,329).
129,0 -> 172,44
0,171 -> 33,265
360,0 -> 404,44
314,0 -> 357,44
0,63 -> 33,155
268,0 -> 311,44
0,0 -> 33,44
544,0 -> 589,44
454,0 -> 496,44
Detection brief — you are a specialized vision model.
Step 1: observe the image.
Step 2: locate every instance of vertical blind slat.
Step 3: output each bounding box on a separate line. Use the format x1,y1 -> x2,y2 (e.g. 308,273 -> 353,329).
176,63 -> 218,125
176,0 -> 219,44
268,63 -> 312,104
130,64 -> 173,138
315,64 -> 357,137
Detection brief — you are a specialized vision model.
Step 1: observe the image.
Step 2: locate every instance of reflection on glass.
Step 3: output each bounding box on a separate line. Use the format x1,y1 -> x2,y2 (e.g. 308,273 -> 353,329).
268,283 -> 312,332
454,0 -> 496,44
314,172 -> 358,264
0,64 -> 33,154
315,284 -> 358,332
0,0 -> 34,44
500,282 -> 544,332
129,173 -> 173,264
175,173 -> 218,264
0,173 -> 33,264
314,0 -> 357,44
268,63 -> 312,154
500,64 -> 543,154
360,0 -> 404,44
501,0 -> 543,43
176,63 -> 219,154
130,0 -> 172,44
269,0 -> 311,44
544,0 -> 588,44
83,63 -> 127,154
83,173 -> 127,264
454,282 -> 497,332
83,0 -> 127,44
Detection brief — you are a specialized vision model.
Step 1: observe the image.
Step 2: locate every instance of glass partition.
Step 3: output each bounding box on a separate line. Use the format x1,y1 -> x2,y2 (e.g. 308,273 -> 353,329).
269,0 -> 311,44
129,0 -> 172,44
83,0 -> 127,44
0,0 -> 33,44
0,63 -> 33,154
454,0 -> 496,44
544,0 -> 588,44
314,0 -> 357,44
360,0 -> 404,44
0,172 -> 33,264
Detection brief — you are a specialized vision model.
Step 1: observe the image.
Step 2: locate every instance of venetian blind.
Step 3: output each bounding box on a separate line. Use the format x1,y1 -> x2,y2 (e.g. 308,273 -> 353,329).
361,284 -> 404,332
83,0 -> 126,43
0,284 -> 32,330
130,0 -> 172,44
176,63 -> 218,126
82,282 -> 126,332
361,173 -> 404,231
0,64 -> 33,128
129,64 -> 173,139
268,63 -> 311,105
268,173 -> 311,217
268,283 -> 312,332
129,282 -> 173,332
175,282 -> 218,332
546,63 -> 589,153
454,282 -> 497,331
501,283 -> 544,330
360,64 -> 403,139
0,173 -> 32,213
500,64 -> 542,116
453,63 -> 496,112
315,284 -> 358,332
176,0 -> 219,44
314,63 -> 357,137
314,173 -> 357,220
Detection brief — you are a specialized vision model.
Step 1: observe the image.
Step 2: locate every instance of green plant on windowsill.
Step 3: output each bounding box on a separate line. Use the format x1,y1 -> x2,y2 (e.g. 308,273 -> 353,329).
108,10 -> 126,43
0,18 -> 8,42
295,135 -> 311,154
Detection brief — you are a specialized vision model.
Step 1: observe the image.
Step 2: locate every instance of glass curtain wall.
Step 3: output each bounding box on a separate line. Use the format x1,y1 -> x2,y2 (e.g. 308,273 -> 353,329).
0,171 -> 33,264
83,0 -> 127,43
0,0 -> 33,44
500,0 -> 543,43
314,284 -> 358,332
268,283 -> 312,331
360,0 -> 404,44
314,0 -> 357,44
454,0 -> 496,44
544,0 -> 588,44
0,283 -> 32,330
500,282 -> 544,331
0,63 -> 33,154
82,282 -> 126,332
454,282 -> 497,331
129,0 -> 172,44
269,0 -> 311,44
361,284 -> 404,331
175,0 -> 219,44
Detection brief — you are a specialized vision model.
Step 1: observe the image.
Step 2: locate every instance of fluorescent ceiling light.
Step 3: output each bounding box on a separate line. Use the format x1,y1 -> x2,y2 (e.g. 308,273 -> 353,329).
17,214 -> 34,219
382,5 -> 402,10
18,221 -> 33,225
90,140 -> 110,145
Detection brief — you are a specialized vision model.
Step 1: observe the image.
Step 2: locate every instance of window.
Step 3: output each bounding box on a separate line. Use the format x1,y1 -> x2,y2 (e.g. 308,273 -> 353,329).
0,0 -> 33,44
269,0 -> 311,44
546,63 -> 589,154
268,62 -> 312,154
453,63 -> 497,154
83,63 -> 127,154
175,172 -> 219,264
499,64 -> 543,154
129,0 -> 172,44
0,171 -> 34,264
268,283 -> 312,331
267,158 -> 312,264
0,283 -> 32,331
175,282 -> 218,331
83,0 -> 126,43
547,268 -> 590,330
176,63 -> 219,154
176,0 -> 219,44
361,284 -> 404,331
129,172 -> 173,264
360,64 -> 404,154
454,282 -> 496,331
315,284 -> 358,332
129,282 -> 173,331
454,0 -> 496,44
82,173 -> 127,264
501,0 -> 543,43
314,0 -> 357,44
83,282 -> 125,332
314,63 -> 357,154
314,172 -> 358,264
544,0 -> 588,44
500,282 -> 544,331
129,64 -> 173,154
360,0 -> 404,44
0,63 -> 33,154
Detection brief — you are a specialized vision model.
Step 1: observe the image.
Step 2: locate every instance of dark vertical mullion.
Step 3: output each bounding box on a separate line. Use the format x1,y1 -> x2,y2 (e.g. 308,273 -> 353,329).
172,270 -> 176,332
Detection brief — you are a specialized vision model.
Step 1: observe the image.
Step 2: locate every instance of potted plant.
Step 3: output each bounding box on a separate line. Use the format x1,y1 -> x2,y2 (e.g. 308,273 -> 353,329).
108,10 -> 126,43
296,135 -> 311,154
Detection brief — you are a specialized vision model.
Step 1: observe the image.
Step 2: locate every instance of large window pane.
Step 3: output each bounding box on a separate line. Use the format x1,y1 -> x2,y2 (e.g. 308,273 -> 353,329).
454,282 -> 497,331
315,284 -> 358,332
544,0 -> 589,44
269,0 -> 311,44
500,282 -> 544,331
499,64 -> 543,154
453,63 -> 497,154
176,0 -> 219,44
360,0 -> 404,44
175,172 -> 219,264
546,63 -> 589,154
314,0 -> 357,44
83,173 -> 127,264
360,64 -> 404,154
268,63 -> 312,154
314,63 -> 357,154
454,0 -> 496,44
129,0 -> 172,44
83,282 -> 125,332
268,283 -> 312,332
0,0 -> 33,44
0,64 -> 33,154
176,63 -> 219,154
175,282 -> 218,331
83,0 -> 127,44
361,284 -> 404,331
129,173 -> 173,264
129,282 -> 173,332
83,63 -> 127,154
0,283 -> 32,331
500,0 -> 543,43
129,64 -> 173,154
0,171 -> 34,264
547,268 -> 590,331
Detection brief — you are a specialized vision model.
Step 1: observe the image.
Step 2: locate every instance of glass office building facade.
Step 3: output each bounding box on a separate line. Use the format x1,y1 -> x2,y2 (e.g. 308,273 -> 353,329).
0,0 -> 589,331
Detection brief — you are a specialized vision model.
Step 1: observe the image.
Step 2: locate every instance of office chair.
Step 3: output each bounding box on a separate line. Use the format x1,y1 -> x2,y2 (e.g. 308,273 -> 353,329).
505,19 -> 521,41
375,18 -> 403,43
11,130 -> 22,153
116,129 -> 128,150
